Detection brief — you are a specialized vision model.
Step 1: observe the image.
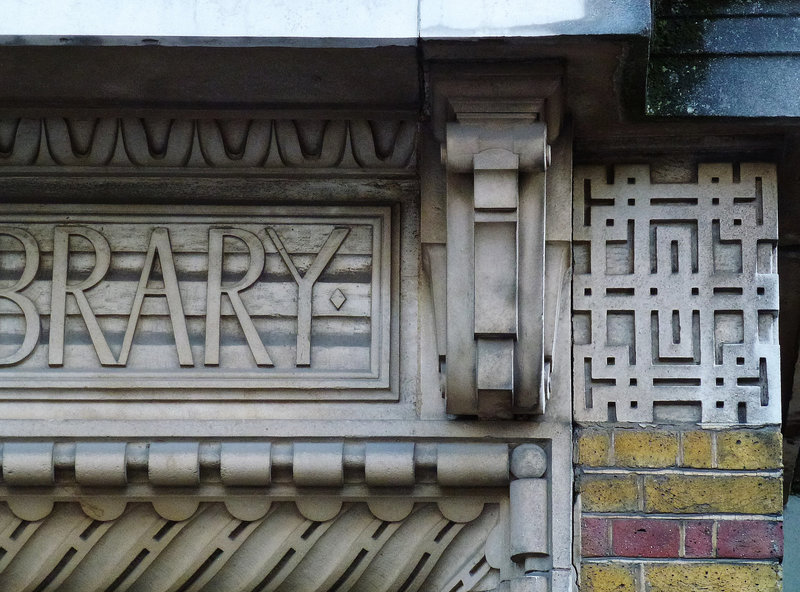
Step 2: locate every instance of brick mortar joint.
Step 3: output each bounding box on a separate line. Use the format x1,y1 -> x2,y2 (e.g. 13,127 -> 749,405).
576,424 -> 782,430
581,558 -> 782,565
576,427 -> 782,471
582,513 -> 783,521
578,467 -> 782,476
575,424 -> 781,430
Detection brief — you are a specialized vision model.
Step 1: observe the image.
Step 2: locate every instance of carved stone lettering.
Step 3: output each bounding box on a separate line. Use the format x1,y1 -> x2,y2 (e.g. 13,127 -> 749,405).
0,206 -> 393,399
267,226 -> 350,367
205,228 -> 272,367
118,228 -> 194,367
49,226 -> 116,367
0,228 -> 40,366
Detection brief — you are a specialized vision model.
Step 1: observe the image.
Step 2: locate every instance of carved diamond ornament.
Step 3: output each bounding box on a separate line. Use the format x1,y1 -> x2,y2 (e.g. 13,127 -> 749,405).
573,164 -> 780,424
330,287 -> 347,310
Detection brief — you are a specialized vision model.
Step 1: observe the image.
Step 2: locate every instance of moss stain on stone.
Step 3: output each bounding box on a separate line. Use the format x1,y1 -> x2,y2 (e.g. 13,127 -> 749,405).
647,0 -> 711,116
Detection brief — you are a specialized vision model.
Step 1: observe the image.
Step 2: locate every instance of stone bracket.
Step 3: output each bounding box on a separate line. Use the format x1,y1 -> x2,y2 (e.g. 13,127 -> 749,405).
431,67 -> 563,418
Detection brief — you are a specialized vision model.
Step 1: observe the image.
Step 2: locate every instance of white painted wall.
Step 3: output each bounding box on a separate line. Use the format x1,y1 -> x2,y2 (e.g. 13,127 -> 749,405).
0,0 -> 649,42
421,0 -> 584,36
0,0 -> 418,39
421,0 -> 649,37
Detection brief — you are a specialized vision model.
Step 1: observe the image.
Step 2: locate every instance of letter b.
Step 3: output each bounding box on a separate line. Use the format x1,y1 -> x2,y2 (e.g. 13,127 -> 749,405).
0,228 -> 40,365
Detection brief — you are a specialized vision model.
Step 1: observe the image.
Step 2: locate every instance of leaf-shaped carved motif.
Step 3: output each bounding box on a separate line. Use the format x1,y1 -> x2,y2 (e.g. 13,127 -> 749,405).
44,118 -> 118,166
121,118 -> 195,167
197,119 -> 272,167
0,119 -> 40,165
350,120 -> 417,168
275,120 -> 347,168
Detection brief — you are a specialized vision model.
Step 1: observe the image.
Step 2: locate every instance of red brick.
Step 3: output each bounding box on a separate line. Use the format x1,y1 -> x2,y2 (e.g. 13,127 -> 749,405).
611,519 -> 680,558
717,520 -> 783,559
684,520 -> 713,557
582,518 -> 610,557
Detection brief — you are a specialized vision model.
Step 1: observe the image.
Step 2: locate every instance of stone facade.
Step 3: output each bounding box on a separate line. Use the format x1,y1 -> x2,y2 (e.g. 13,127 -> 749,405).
0,3 -> 795,591
0,64 -> 575,590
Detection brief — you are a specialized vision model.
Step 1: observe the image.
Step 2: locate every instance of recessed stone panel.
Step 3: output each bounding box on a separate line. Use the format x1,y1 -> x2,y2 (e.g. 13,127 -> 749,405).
0,204 -> 394,400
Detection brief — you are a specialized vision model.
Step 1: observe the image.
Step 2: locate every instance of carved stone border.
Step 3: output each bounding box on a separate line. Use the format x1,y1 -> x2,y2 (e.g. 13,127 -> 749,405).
0,118 -> 417,172
0,500 -> 504,591
0,439 -> 555,591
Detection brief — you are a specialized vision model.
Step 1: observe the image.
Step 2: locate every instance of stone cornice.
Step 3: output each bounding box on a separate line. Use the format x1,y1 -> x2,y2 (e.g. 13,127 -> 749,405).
0,440 -> 551,592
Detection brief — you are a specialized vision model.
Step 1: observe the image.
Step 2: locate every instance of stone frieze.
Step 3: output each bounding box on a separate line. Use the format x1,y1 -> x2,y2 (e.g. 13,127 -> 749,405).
0,118 -> 417,170
0,501 -> 501,592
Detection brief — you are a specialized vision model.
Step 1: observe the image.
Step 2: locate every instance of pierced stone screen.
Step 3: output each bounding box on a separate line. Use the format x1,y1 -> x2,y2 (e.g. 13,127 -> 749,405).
573,164 -> 779,424
0,205 -> 393,399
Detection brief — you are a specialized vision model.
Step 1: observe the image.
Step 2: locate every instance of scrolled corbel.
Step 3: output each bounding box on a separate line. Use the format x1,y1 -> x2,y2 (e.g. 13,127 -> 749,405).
431,67 -> 563,418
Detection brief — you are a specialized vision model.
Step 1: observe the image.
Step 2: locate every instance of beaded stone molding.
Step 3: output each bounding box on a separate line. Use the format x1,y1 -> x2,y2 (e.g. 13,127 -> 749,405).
0,440 -> 555,591
0,440 -> 548,521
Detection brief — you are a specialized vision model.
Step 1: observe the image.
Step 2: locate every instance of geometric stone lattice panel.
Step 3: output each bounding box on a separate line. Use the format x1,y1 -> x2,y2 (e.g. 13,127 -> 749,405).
573,163 -> 780,425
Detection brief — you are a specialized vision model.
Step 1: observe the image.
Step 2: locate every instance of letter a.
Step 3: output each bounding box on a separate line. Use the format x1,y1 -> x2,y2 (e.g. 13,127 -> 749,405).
118,228 -> 193,366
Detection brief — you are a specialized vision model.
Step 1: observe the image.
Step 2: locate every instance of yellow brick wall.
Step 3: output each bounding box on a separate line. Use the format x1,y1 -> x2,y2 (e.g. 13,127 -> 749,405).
576,426 -> 783,592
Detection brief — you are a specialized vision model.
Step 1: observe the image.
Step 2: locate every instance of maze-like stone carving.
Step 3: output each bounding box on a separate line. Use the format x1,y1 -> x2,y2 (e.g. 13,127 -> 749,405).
573,164 -> 780,424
